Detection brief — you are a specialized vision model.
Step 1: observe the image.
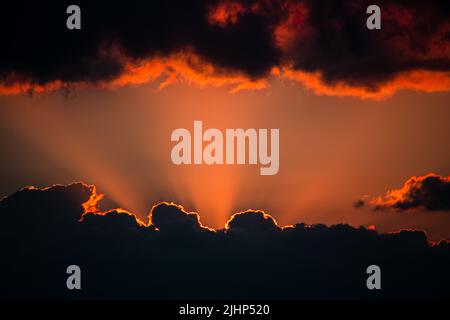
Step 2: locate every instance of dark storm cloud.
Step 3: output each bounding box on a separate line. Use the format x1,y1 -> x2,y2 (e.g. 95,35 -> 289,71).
0,0 -> 448,93
1,183 -> 450,299
287,0 -> 450,88
373,173 -> 450,211
0,0 -> 280,85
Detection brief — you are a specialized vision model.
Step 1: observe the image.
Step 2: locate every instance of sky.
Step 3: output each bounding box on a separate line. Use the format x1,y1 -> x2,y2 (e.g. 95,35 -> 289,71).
0,0 -> 449,240
1,78 -> 449,239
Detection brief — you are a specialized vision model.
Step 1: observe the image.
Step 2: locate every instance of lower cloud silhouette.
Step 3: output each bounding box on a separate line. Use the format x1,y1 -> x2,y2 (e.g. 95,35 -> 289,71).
1,182 -> 449,299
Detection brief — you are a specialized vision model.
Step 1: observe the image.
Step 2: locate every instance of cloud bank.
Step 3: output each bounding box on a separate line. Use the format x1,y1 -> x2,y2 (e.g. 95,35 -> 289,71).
1,182 -> 450,299
0,0 -> 449,98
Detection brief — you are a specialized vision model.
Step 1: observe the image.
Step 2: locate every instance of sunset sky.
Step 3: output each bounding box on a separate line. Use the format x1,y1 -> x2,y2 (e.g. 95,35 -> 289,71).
1,78 -> 449,239
0,0 -> 449,240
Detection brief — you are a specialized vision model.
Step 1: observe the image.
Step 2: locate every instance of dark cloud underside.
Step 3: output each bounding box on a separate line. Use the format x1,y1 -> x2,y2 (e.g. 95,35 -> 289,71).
1,183 -> 449,299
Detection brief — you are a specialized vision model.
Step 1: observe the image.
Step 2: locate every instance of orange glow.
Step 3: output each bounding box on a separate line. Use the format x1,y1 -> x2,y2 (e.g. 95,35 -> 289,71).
165,166 -> 243,229
9,106 -> 147,217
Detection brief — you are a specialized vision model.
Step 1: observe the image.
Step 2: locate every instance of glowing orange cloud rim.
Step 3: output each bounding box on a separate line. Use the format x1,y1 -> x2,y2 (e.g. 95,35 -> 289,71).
0,51 -> 269,96
1,51 -> 449,99
371,173 -> 450,209
282,69 -> 450,100
73,181 -> 378,234
76,181 -> 295,232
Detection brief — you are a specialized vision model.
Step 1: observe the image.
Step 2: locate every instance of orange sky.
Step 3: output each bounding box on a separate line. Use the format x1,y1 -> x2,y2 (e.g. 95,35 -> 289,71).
0,78 -> 449,240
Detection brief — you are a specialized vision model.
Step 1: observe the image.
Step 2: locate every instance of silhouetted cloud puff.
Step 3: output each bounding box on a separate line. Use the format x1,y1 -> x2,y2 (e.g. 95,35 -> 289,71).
373,173 -> 450,211
225,210 -> 281,234
353,199 -> 366,209
0,1 -> 449,96
1,182 -> 449,299
149,202 -> 212,234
